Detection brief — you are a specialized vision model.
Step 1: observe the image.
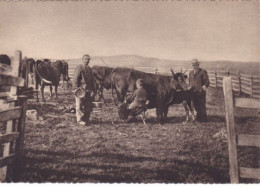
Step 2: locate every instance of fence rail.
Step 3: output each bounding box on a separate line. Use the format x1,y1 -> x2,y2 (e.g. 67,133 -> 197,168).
223,77 -> 260,183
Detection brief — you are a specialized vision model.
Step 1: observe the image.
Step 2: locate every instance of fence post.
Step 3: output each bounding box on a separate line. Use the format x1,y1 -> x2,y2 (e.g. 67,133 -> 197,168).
215,70 -> 217,88
237,71 -> 241,96
227,70 -> 230,77
0,50 -> 22,182
250,73 -> 253,98
223,77 -> 239,183
14,96 -> 28,181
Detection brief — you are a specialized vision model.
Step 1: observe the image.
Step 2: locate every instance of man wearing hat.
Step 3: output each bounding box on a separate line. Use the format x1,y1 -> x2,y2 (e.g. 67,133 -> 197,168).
72,54 -> 96,126
188,59 -> 210,122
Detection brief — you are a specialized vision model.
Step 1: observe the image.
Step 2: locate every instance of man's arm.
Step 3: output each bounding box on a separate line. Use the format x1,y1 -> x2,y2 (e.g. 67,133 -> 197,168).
203,70 -> 210,88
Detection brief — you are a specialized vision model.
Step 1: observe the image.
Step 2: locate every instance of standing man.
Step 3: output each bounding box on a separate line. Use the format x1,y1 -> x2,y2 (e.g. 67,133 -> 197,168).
73,54 -> 96,126
189,59 -> 210,122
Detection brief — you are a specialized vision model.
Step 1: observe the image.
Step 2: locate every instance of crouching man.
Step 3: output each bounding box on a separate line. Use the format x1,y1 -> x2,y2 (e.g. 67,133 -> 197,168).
72,54 -> 96,126
125,79 -> 149,122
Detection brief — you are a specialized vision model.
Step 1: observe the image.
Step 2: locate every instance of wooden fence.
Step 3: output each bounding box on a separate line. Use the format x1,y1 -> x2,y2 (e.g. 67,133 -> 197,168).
68,64 -> 260,99
0,51 -> 28,182
223,77 -> 260,183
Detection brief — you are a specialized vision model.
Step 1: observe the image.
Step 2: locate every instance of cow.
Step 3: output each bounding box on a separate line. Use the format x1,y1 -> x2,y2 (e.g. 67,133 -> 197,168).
20,58 -> 35,85
92,65 -> 115,103
111,68 -> 178,123
171,70 -> 196,123
34,59 -> 63,102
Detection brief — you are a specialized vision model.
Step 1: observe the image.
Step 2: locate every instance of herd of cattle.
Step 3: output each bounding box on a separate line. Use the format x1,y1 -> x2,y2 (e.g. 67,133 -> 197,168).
1,54 -> 196,123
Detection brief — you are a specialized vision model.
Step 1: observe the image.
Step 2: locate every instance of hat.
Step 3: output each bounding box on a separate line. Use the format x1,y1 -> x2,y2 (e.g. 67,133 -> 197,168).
75,87 -> 85,98
191,59 -> 200,66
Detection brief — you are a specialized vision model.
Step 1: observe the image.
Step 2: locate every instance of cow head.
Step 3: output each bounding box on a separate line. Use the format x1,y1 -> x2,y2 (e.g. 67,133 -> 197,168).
171,69 -> 188,82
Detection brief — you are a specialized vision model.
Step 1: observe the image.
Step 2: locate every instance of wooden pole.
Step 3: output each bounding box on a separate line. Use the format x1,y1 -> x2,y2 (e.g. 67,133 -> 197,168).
14,96 -> 27,181
250,73 -> 253,98
223,77 -> 239,183
215,70 -> 217,88
237,71 -> 241,96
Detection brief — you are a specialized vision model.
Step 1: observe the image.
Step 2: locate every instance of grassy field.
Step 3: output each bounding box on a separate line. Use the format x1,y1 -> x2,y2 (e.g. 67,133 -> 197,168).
11,86 -> 259,183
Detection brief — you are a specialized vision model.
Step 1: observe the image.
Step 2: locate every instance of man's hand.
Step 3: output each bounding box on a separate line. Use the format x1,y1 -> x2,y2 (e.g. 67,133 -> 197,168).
188,86 -> 193,90
72,88 -> 78,93
202,85 -> 207,91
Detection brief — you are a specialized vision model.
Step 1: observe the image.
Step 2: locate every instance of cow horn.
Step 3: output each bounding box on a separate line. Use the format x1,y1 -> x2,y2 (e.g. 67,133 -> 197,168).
183,68 -> 187,74
171,69 -> 175,76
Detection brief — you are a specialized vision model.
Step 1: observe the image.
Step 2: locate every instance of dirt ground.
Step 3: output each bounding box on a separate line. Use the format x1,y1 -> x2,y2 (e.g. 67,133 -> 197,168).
14,86 -> 260,183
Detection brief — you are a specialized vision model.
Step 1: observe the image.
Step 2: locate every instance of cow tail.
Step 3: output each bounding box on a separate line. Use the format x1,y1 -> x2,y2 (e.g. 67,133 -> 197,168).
35,61 -> 53,85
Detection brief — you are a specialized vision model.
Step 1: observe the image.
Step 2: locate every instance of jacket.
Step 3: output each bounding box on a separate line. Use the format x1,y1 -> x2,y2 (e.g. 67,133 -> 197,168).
72,64 -> 95,93
126,87 -> 147,107
189,68 -> 210,93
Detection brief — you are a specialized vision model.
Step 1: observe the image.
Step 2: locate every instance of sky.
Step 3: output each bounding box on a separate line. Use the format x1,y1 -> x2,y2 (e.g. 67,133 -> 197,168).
0,1 -> 259,62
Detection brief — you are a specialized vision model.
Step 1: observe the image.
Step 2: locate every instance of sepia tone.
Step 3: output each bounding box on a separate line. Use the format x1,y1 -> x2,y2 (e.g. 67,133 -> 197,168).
0,0 -> 259,183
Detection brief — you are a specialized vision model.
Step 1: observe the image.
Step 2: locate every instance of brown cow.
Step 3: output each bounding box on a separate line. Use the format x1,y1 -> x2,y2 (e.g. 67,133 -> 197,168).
111,68 -> 178,123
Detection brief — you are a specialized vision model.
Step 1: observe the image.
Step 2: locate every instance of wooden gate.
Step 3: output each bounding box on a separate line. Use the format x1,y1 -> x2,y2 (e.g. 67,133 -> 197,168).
223,76 -> 260,183
0,51 -> 27,182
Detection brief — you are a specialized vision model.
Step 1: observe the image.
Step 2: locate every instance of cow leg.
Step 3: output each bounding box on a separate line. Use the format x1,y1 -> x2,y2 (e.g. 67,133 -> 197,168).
35,82 -> 39,102
182,101 -> 189,124
30,73 -> 34,85
156,107 -> 164,124
61,75 -> 64,89
49,85 -> 53,98
188,100 -> 196,122
55,85 -> 58,100
163,107 -> 169,123
41,84 -> 46,102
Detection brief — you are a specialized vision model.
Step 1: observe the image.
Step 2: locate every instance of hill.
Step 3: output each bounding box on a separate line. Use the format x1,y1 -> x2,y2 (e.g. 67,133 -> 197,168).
68,55 -> 260,74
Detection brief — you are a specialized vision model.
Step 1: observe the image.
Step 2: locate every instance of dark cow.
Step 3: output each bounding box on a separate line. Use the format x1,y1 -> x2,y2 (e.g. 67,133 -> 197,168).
34,59 -> 63,102
92,65 -> 114,102
20,58 -> 35,85
111,68 -> 178,123
171,70 -> 195,123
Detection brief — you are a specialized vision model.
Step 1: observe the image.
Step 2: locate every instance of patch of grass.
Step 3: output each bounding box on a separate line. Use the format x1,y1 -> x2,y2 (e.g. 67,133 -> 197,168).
12,86 -> 259,183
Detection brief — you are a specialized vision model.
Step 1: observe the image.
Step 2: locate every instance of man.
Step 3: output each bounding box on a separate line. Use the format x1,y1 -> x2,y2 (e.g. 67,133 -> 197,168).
73,54 -> 96,126
189,59 -> 210,122
125,79 -> 148,122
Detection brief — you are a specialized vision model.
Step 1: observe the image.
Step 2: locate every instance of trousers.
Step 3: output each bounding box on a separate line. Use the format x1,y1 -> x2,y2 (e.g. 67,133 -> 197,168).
75,92 -> 93,122
193,92 -> 207,122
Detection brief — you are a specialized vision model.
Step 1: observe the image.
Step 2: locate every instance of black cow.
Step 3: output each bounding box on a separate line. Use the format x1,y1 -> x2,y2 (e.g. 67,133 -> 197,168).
34,59 -> 63,102
171,71 -> 195,123
111,68 -> 178,123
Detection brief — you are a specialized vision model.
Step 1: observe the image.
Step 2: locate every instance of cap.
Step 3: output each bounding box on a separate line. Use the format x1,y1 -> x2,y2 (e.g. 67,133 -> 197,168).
191,59 -> 200,66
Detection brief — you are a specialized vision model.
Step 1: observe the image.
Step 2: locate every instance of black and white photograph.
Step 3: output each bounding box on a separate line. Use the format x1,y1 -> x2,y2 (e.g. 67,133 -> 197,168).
0,0 -> 259,183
